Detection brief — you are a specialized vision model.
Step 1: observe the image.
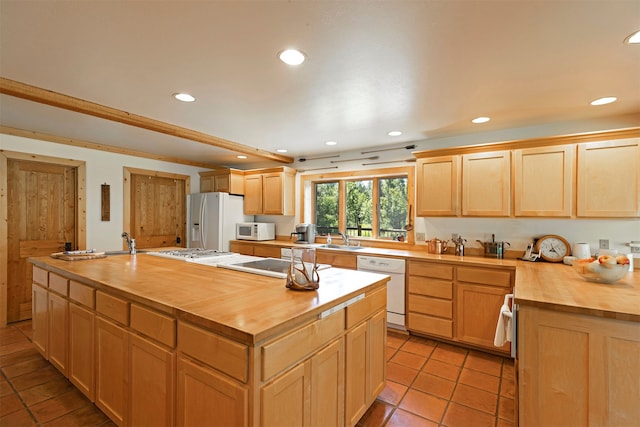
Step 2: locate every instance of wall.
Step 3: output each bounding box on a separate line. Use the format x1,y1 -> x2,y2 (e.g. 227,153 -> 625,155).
1,133 -> 207,251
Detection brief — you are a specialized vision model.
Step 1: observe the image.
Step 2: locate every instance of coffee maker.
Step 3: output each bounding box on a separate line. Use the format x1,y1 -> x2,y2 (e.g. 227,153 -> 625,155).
291,224 -> 316,244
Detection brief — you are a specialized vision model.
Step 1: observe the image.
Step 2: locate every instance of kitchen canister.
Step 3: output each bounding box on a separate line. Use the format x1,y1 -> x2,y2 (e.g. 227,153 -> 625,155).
572,243 -> 591,260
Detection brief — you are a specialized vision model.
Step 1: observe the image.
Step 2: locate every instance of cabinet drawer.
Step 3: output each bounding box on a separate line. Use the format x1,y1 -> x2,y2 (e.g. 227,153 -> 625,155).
49,273 -> 69,296
457,267 -> 512,287
96,292 -> 129,325
407,313 -> 453,338
316,252 -> 357,269
409,295 -> 452,319
178,321 -> 248,383
408,262 -> 453,280
130,304 -> 176,348
69,281 -> 95,308
33,266 -> 48,286
253,246 -> 281,258
345,287 -> 386,329
408,276 -> 453,299
262,309 -> 344,381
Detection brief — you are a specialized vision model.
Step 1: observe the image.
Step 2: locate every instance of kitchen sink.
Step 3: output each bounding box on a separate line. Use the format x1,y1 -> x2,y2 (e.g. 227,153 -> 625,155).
317,244 -> 366,251
104,249 -> 149,255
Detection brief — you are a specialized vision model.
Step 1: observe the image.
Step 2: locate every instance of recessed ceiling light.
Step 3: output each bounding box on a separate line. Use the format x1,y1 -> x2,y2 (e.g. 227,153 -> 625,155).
279,49 -> 306,65
325,141 -> 337,146
624,30 -> 640,44
472,117 -> 490,124
276,149 -> 288,153
173,93 -> 196,102
388,131 -> 403,136
590,96 -> 617,106
237,155 -> 247,159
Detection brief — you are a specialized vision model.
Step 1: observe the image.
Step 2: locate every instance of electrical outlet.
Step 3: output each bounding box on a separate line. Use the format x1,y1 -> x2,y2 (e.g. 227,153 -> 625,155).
599,239 -> 610,250
416,232 -> 425,241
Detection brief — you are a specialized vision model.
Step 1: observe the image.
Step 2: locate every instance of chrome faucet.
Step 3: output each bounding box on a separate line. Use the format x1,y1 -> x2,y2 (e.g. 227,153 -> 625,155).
121,232 -> 137,255
338,231 -> 350,247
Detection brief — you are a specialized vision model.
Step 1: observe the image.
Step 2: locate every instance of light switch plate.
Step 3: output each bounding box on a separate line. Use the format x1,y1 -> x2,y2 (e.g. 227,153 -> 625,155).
599,239 -> 610,249
416,232 -> 425,241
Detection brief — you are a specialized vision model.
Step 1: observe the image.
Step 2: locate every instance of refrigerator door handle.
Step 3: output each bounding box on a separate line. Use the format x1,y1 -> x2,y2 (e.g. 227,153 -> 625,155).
200,196 -> 207,247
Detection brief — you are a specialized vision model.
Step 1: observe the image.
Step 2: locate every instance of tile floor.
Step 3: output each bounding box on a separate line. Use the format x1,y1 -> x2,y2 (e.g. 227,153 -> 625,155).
1,321 -> 515,427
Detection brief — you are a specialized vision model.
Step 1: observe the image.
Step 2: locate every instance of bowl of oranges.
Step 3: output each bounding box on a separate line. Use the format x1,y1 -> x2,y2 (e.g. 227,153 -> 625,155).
573,255 -> 630,284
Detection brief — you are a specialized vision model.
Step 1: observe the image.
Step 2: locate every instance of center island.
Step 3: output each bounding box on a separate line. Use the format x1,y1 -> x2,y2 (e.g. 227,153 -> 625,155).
28,253 -> 389,427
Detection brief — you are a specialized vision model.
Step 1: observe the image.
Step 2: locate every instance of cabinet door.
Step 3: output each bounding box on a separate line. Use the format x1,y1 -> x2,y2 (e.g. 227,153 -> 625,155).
129,333 -> 175,427
32,284 -> 49,357
200,176 -> 215,193
462,151 -> 511,216
262,172 -> 284,215
69,303 -> 95,401
213,173 -> 230,193
262,362 -> 310,427
310,339 -> 344,427
456,283 -> 510,353
177,356 -> 248,427
577,139 -> 640,217
368,309 -> 386,400
48,291 -> 68,374
416,155 -> 460,216
345,321 -> 367,426
95,316 -> 128,426
514,145 -> 573,217
244,174 -> 263,214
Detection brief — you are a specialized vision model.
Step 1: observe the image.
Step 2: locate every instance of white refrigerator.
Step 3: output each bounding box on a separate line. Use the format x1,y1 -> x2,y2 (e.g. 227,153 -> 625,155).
187,192 -> 253,251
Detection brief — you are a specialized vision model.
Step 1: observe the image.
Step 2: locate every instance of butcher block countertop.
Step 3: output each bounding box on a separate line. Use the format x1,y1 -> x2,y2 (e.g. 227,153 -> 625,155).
29,254 -> 389,344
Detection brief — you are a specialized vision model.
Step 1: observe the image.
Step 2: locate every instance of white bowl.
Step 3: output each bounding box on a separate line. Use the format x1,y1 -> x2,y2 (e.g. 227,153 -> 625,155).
573,259 -> 629,284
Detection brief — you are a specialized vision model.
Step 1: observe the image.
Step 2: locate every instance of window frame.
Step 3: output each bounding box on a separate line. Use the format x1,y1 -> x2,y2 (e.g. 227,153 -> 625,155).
301,166 -> 415,246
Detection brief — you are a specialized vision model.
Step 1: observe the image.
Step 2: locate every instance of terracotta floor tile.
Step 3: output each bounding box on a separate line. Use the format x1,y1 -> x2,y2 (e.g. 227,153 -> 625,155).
0,340 -> 35,357
386,409 -> 439,427
386,346 -> 397,361
9,366 -> 64,392
0,348 -> 41,368
2,356 -> 50,379
19,377 -> 75,406
30,388 -> 89,423
391,350 -> 427,370
0,328 -> 28,345
458,368 -> 500,393
422,358 -> 461,382
431,345 -> 468,367
497,417 -> 515,427
355,399 -> 394,427
442,402 -> 496,427
401,340 -> 435,357
378,380 -> 408,405
498,396 -> 515,421
41,404 -> 108,427
386,362 -> 419,386
15,322 -> 33,340
386,334 -> 407,349
0,393 -> 24,416
451,383 -> 498,415
0,406 -> 37,427
502,360 -> 515,380
399,388 -> 448,423
0,378 -> 15,398
412,372 -> 456,400
463,351 -> 503,377
500,376 -> 515,398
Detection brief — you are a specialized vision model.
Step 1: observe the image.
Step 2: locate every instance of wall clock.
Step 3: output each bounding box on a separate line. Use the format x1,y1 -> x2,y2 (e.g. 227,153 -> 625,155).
535,235 -> 571,262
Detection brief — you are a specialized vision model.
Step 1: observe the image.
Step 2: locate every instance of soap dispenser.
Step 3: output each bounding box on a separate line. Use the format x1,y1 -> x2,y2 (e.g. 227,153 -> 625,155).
326,233 -> 332,245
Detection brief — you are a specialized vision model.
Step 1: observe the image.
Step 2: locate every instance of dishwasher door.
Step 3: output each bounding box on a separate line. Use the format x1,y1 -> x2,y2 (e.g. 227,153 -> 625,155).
357,255 -> 406,329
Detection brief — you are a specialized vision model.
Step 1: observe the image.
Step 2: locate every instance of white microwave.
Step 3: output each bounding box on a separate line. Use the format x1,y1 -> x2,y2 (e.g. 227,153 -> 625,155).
236,222 -> 275,241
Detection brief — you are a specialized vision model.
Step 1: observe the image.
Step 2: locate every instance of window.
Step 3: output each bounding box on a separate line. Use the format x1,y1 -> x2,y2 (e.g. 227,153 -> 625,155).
309,168 -> 412,243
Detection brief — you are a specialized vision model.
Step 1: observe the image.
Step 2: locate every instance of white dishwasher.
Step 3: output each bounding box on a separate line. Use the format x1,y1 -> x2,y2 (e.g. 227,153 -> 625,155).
357,255 -> 406,330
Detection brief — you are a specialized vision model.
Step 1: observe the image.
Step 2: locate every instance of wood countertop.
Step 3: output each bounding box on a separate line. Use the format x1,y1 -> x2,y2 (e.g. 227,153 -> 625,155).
29,254 -> 388,344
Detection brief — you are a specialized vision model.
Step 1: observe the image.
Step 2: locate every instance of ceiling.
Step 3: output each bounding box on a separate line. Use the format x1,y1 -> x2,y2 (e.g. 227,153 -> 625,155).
1,1 -> 639,169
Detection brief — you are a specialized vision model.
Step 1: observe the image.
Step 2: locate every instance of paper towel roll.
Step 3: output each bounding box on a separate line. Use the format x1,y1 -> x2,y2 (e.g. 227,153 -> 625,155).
573,243 -> 591,259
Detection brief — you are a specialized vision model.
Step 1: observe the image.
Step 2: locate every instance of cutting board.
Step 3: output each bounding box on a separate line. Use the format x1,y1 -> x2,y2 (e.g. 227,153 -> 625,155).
50,252 -> 107,261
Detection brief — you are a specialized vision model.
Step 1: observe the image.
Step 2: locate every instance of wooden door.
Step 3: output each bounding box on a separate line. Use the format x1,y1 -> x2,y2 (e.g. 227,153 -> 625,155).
6,159 -> 76,323
130,173 -> 186,248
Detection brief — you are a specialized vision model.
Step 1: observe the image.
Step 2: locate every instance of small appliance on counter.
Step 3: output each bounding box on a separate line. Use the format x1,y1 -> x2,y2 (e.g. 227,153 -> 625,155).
236,222 -> 276,241
291,223 -> 316,244
477,234 -> 511,259
427,238 -> 449,254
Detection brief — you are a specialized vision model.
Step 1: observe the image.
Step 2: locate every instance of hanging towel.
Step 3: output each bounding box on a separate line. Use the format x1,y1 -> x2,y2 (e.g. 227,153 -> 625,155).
493,304 -> 512,347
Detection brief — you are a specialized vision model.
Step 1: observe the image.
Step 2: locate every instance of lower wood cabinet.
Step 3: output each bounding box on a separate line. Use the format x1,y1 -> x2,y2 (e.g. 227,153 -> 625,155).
95,317 -> 129,426
68,303 -> 95,401
456,283 -> 509,351
48,292 -> 68,375
31,283 -> 48,357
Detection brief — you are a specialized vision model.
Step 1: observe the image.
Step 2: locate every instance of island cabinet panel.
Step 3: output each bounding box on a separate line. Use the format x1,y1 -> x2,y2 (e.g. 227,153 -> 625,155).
310,338 -> 345,427
462,150 -> 511,216
68,302 -> 95,401
130,304 -> 176,348
69,280 -> 95,308
32,266 -> 48,286
316,252 -> 357,269
48,291 -> 68,375
519,306 -> 640,426
95,316 -> 129,426
31,283 -> 49,357
261,362 -> 310,427
96,291 -> 129,326
177,356 -> 248,427
129,333 -> 175,427
577,139 -> 640,217
513,145 -> 574,217
416,155 -> 460,216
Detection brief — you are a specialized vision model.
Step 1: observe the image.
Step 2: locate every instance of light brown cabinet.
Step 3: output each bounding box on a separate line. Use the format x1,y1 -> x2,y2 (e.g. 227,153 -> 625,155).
416,155 -> 460,216
31,282 -> 49,357
68,303 -> 95,401
95,316 -> 129,426
407,261 -> 454,339
577,138 -> 640,217
243,167 -> 296,215
519,306 -> 640,426
462,150 -> 511,216
199,168 -> 244,195
513,144 -> 574,217
48,291 -> 69,375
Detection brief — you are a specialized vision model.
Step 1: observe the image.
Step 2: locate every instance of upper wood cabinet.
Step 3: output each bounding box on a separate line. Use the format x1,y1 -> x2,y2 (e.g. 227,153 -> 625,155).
416,155 -> 460,216
462,150 -> 511,216
244,166 -> 296,215
577,139 -> 640,217
513,145 -> 574,217
199,168 -> 244,195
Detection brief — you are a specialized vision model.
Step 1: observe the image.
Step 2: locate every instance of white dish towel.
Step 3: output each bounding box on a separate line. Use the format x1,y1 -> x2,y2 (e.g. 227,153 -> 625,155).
493,303 -> 512,347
